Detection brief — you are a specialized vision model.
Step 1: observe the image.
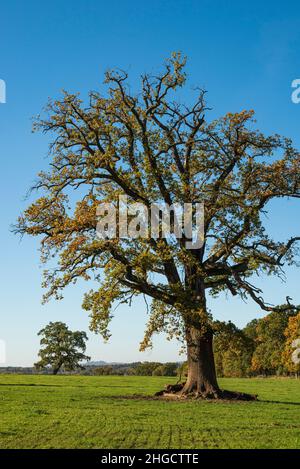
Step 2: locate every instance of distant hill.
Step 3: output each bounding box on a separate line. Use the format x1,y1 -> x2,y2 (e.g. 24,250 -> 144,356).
85,361 -> 107,366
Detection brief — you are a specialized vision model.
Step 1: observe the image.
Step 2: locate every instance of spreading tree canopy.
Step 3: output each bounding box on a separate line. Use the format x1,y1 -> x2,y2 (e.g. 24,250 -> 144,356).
17,53 -> 300,398
35,322 -> 90,374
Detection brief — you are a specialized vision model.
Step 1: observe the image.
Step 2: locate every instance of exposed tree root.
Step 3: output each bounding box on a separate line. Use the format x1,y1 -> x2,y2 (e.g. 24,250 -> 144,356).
154,382 -> 258,401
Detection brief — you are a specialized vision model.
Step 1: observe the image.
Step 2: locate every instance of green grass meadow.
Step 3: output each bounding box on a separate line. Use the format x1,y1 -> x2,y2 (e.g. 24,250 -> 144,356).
0,375 -> 300,449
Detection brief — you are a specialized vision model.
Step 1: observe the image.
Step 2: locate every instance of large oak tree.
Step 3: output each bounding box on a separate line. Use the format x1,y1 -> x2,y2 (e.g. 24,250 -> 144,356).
16,53 -> 300,399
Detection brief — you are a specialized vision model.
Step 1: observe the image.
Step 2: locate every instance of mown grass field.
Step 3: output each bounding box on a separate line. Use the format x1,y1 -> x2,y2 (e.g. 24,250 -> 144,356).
0,375 -> 299,449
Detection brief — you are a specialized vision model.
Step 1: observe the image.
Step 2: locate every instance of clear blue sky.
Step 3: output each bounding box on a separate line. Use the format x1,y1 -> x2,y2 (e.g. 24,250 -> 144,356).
0,0 -> 300,366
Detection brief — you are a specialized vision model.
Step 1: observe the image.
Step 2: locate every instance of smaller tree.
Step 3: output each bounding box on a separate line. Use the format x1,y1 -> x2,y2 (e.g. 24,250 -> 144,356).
35,322 -> 90,374
282,312 -> 300,376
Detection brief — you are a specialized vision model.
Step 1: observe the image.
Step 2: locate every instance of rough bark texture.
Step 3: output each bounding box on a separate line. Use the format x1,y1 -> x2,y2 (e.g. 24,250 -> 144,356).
155,325 -> 257,401
182,327 -> 220,397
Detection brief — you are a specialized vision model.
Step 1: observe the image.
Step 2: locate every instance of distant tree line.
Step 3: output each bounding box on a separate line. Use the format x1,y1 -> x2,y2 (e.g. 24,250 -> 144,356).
92,361 -> 179,377
90,310 -> 300,379
214,310 -> 300,377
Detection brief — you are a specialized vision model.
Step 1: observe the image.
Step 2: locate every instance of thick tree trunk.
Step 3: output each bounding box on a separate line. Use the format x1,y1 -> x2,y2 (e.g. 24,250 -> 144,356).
179,275 -> 221,397
155,277 -> 257,400
52,363 -> 62,375
155,323 -> 257,401
182,327 -> 220,397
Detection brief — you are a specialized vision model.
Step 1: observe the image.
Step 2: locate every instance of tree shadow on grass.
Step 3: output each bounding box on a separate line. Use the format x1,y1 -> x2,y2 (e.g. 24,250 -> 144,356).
0,383 -> 140,389
259,399 -> 300,406
101,394 -> 254,403
94,394 -> 160,401
0,383 -> 63,387
104,395 -> 300,406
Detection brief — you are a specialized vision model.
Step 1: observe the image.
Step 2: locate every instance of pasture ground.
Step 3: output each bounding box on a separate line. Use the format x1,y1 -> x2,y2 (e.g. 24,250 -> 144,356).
0,375 -> 299,448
